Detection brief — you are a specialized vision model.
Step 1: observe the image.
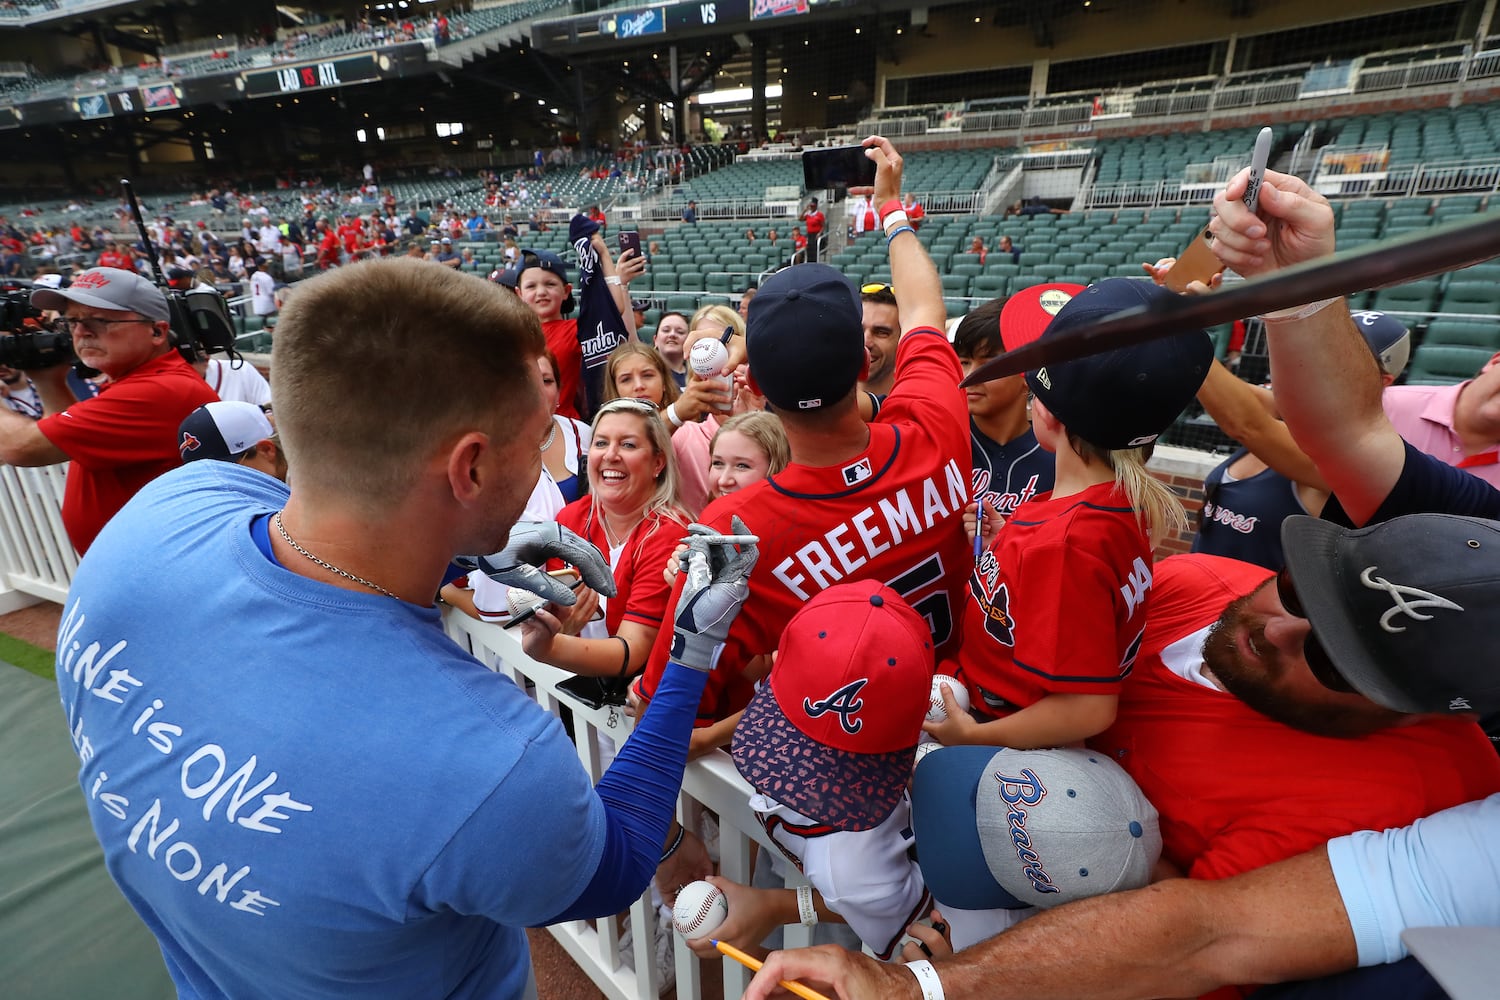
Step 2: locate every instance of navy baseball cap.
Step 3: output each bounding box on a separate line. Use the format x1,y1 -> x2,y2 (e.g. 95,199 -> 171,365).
731,580 -> 934,832
746,263 -> 865,412
1281,513 -> 1500,716
911,745 -> 1161,911
1349,310 -> 1411,378
1025,278 -> 1213,450
178,401 -> 274,464
517,248 -> 573,314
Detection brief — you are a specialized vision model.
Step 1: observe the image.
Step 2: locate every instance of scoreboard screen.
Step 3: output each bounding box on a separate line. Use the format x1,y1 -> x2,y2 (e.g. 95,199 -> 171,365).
242,54 -> 380,98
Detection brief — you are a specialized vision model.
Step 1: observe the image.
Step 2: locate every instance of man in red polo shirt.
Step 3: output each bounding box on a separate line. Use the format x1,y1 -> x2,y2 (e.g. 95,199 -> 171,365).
0,267 -> 217,552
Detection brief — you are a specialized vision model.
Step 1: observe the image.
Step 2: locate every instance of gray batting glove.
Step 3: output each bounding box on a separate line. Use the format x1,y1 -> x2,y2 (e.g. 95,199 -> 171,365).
456,522 -> 616,606
668,516 -> 758,672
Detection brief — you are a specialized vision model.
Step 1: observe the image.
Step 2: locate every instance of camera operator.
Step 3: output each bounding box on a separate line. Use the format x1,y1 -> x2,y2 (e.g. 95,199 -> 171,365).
0,266 -> 217,553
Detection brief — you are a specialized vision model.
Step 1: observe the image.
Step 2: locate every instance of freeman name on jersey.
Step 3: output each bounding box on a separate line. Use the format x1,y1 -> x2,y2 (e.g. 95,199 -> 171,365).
772,458 -> 967,600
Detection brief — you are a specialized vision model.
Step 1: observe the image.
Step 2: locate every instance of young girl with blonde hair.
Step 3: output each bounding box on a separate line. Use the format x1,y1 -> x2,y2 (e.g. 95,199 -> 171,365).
927,279 -> 1212,751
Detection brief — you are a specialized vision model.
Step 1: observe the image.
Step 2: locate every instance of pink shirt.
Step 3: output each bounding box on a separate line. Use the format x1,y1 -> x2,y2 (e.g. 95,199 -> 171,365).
1383,381 -> 1500,487
671,414 -> 721,518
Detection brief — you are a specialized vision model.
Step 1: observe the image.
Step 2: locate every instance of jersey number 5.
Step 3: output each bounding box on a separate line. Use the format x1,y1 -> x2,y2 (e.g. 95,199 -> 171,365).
887,553 -> 954,647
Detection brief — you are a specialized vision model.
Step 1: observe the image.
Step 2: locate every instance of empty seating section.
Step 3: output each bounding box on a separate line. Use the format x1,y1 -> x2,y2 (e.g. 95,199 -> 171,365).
1093,126 -> 1293,188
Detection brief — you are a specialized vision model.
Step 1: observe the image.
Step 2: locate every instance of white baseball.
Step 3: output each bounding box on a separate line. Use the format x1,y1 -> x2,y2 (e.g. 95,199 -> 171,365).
672,879 -> 728,939
507,587 -> 544,619
913,740 -> 943,771
927,674 -> 969,723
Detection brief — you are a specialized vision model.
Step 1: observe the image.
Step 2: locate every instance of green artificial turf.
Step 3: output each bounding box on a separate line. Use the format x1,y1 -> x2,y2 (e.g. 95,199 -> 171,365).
0,633 -> 54,680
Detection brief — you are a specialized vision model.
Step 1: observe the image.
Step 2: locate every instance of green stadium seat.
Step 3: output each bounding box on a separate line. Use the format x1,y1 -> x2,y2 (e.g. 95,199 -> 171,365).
1406,344 -> 1495,385
1422,320 -> 1500,350
1440,282 -> 1500,315
1370,280 -> 1439,316
941,274 -> 972,296
971,275 -> 1008,299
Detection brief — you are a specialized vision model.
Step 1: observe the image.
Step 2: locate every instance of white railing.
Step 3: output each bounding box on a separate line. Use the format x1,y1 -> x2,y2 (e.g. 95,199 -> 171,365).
0,463 -> 75,605
442,611 -> 816,1000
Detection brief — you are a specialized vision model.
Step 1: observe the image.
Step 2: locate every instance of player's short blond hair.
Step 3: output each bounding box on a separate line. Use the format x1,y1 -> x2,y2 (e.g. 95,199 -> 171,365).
271,257 -> 544,507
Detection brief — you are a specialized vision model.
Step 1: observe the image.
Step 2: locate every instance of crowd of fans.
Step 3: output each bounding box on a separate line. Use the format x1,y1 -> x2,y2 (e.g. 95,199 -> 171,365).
9,134 -> 1500,1000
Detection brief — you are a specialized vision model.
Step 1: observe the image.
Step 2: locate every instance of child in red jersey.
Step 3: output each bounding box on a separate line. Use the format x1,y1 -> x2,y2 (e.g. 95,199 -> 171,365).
927,279 -> 1213,751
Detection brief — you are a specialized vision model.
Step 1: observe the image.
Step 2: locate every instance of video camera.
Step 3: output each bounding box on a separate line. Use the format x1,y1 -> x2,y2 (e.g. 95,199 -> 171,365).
0,282 -> 77,371
0,273 -> 238,374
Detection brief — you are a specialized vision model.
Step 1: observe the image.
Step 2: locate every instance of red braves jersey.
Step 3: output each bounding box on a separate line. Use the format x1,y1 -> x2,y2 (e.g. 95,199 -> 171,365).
555,501 -> 688,636
803,209 -> 825,235
542,318 -> 583,420
639,329 -> 971,720
1093,553 -> 1500,880
38,351 -> 219,553
953,481 -> 1152,714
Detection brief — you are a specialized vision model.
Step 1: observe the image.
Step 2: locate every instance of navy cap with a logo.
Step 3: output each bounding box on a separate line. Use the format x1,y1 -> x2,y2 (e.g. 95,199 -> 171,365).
1281,513 -> 1500,716
745,263 -> 864,412
1024,278 -> 1213,450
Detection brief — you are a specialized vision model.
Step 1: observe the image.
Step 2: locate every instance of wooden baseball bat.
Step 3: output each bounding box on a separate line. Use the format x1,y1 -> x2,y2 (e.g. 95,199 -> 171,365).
960,213 -> 1500,386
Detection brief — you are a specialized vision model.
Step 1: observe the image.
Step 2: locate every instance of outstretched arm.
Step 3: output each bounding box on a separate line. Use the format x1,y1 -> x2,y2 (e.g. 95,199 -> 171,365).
744,846 -> 1355,1000
864,135 -> 946,336
1207,169 -> 1404,525
1196,360 -> 1330,492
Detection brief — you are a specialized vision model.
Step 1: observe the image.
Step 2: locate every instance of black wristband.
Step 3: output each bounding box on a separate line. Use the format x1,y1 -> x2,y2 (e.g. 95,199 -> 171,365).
659,823 -> 685,864
615,635 -> 631,677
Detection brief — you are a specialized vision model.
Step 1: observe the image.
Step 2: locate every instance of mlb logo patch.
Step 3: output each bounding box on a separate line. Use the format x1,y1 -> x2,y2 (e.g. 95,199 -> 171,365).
841,458 -> 873,486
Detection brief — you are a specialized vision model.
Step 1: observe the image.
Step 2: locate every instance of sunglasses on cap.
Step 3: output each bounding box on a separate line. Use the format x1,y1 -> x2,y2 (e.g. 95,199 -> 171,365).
595,397 -> 660,418
1275,567 -> 1354,694
861,282 -> 894,295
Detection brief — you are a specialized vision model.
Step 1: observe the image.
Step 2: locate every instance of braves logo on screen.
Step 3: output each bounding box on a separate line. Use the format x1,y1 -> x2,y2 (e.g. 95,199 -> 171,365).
802,678 -> 867,734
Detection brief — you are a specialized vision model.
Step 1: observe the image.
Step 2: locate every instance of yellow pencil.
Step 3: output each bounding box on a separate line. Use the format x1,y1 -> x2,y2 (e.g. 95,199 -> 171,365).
712,939 -> 832,1000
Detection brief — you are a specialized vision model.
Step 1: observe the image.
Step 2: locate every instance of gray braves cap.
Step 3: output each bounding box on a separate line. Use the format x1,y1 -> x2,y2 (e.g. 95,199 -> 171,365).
31,266 -> 169,322
1280,513 -> 1500,716
911,745 -> 1161,911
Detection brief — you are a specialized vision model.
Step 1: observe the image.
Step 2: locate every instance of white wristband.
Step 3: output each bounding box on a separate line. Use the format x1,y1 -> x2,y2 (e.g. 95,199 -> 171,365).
665,402 -> 684,428
605,275 -> 622,286
882,210 -> 910,233
906,959 -> 946,1000
1260,296 -> 1340,322
796,884 -> 819,926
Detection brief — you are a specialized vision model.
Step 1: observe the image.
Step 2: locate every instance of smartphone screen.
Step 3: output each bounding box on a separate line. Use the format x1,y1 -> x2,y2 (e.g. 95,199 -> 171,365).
802,145 -> 877,190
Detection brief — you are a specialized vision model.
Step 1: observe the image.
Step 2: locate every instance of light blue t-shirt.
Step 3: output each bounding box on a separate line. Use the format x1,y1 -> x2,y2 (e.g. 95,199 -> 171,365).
57,461 -> 606,998
1327,792 -> 1500,966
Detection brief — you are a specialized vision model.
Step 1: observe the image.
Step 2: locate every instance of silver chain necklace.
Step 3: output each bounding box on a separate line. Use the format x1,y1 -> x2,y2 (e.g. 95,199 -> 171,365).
273,511 -> 397,598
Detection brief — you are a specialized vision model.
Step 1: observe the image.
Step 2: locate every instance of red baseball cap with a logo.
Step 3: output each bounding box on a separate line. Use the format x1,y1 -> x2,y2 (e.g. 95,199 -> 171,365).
731,580 -> 935,831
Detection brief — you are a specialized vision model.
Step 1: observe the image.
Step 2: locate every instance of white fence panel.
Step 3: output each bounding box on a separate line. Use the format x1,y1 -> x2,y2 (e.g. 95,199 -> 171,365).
441,611 -> 814,1000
